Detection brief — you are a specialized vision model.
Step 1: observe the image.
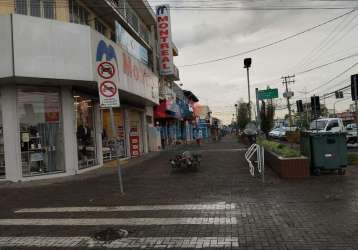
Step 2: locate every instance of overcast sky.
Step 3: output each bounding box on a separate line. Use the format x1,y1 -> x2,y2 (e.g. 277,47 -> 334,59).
148,0 -> 358,124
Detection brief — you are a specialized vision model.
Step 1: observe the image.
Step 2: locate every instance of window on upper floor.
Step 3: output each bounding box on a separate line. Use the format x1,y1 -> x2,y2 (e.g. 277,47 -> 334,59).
95,18 -> 107,36
69,0 -> 89,25
139,22 -> 150,45
15,0 -> 55,19
126,3 -> 139,33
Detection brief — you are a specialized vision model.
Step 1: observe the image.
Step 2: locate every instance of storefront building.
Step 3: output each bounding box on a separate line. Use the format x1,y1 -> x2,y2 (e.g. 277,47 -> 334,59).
154,84 -> 199,147
0,0 -> 160,181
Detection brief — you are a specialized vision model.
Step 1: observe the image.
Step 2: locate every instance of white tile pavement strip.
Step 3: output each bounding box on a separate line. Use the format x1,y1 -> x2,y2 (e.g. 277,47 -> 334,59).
0,236 -> 239,248
0,217 -> 237,226
14,202 -> 236,213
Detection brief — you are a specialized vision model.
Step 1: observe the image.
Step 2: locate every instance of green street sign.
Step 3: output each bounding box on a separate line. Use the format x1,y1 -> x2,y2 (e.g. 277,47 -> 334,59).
258,88 -> 278,100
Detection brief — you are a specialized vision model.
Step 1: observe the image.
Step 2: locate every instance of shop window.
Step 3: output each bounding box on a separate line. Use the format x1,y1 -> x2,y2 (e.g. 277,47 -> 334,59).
69,0 -> 89,25
17,87 -> 65,177
95,18 -> 107,36
102,109 -> 126,161
0,95 -> 4,179
15,0 -> 55,19
74,95 -> 98,169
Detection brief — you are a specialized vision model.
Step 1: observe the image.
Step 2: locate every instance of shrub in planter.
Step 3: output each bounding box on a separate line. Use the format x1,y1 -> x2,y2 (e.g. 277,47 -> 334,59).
258,138 -> 310,178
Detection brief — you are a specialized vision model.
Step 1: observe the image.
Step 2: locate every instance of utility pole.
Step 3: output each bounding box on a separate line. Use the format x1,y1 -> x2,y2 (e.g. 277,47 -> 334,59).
282,75 -> 295,127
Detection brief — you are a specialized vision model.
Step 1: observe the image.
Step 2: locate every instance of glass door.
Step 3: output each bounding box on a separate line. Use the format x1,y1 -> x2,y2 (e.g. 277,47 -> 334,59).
74,94 -> 98,169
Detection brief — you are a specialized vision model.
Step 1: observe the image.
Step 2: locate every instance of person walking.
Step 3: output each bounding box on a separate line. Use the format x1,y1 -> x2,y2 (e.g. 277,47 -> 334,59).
196,129 -> 203,146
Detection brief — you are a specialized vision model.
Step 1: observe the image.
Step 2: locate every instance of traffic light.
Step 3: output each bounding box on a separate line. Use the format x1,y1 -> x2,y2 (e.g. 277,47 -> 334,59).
296,100 -> 303,113
351,74 -> 358,101
311,96 -> 320,115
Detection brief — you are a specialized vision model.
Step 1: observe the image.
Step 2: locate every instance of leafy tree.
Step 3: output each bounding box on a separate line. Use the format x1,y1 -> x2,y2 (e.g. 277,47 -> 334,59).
237,101 -> 250,130
260,100 -> 275,138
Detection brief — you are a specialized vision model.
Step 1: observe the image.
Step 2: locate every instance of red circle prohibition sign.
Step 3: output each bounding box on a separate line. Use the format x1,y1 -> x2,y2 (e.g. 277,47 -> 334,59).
100,81 -> 117,98
97,61 -> 115,79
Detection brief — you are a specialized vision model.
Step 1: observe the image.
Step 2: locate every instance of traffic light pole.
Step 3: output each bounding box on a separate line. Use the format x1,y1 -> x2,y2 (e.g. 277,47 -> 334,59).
255,88 -> 261,130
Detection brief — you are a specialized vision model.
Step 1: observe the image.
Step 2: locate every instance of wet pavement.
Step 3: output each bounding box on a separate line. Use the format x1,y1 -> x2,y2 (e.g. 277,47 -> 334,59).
0,136 -> 358,249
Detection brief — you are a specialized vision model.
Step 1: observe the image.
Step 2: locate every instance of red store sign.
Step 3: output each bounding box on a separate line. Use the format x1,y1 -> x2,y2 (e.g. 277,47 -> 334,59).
156,5 -> 174,76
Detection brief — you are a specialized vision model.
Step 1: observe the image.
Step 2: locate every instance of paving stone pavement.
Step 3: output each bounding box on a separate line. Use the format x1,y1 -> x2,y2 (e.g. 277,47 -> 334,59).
0,136 -> 358,249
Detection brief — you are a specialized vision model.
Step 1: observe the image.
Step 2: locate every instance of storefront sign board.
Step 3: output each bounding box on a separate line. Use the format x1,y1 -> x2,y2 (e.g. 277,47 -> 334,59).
130,135 -> 140,157
156,5 -> 174,76
115,21 -> 148,65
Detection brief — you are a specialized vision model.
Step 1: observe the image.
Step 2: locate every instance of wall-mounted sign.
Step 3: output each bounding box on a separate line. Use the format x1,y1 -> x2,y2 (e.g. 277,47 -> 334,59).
130,135 -> 140,157
115,21 -> 148,65
156,5 -> 174,76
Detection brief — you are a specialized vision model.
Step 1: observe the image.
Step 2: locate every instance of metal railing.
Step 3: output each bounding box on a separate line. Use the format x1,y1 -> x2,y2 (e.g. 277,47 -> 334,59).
245,144 -> 265,182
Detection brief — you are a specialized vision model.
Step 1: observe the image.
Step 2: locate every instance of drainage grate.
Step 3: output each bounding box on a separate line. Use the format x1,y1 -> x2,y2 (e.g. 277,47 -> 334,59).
93,228 -> 128,242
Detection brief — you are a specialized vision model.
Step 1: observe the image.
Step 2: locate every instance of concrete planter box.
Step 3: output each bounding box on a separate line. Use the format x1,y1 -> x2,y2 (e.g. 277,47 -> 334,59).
265,149 -> 310,178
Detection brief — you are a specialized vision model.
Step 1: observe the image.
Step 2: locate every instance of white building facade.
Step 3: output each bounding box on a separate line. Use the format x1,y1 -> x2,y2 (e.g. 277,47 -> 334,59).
0,13 -> 159,182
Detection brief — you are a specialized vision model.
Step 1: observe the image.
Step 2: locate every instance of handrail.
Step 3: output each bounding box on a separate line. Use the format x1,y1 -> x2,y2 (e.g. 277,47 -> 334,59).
244,144 -> 265,182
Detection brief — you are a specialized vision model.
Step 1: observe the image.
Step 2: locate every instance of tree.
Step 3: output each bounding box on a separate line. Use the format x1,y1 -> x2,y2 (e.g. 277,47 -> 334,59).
260,100 -> 275,138
237,101 -> 250,130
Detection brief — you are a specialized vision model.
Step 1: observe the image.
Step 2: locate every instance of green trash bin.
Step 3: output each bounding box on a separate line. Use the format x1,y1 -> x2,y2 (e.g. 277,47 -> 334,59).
300,132 -> 347,176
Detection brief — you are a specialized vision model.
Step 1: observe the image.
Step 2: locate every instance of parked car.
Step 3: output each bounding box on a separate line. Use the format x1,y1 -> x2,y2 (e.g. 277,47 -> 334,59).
269,127 -> 286,139
346,123 -> 358,144
309,118 -> 345,133
346,123 -> 357,136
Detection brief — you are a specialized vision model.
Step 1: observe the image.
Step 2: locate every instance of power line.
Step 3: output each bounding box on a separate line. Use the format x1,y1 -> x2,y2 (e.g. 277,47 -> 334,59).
295,52 -> 358,75
178,9 -> 357,67
308,62 -> 358,93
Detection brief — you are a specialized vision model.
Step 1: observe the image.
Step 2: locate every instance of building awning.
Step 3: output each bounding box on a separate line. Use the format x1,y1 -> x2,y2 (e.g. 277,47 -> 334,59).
183,90 -> 199,102
154,99 -> 177,119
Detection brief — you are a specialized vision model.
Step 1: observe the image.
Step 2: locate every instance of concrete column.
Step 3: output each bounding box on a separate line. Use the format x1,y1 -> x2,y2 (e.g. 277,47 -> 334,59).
2,85 -> 21,181
124,108 -> 131,158
61,86 -> 77,175
150,25 -> 158,75
94,103 -> 103,166
141,110 -> 148,154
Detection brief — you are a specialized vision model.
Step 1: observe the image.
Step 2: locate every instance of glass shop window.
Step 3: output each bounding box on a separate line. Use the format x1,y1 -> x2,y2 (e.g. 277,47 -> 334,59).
17,87 -> 65,177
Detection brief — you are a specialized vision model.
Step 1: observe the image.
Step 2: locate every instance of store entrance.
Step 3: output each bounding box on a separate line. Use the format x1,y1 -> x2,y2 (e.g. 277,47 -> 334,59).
102,108 -> 127,161
74,94 -> 98,170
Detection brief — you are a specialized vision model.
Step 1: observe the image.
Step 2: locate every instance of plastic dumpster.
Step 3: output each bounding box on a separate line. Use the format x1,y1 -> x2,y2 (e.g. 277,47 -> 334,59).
300,132 -> 347,176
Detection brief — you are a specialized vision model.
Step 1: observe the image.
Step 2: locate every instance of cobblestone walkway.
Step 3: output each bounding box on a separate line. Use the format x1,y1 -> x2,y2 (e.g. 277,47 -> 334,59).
0,136 -> 358,249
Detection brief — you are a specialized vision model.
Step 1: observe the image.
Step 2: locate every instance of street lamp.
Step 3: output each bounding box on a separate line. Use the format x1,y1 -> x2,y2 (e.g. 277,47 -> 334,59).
244,58 -> 252,121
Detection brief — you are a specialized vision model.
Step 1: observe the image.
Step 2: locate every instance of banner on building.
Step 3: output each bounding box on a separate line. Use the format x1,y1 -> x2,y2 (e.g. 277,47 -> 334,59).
115,21 -> 148,65
156,5 -> 174,76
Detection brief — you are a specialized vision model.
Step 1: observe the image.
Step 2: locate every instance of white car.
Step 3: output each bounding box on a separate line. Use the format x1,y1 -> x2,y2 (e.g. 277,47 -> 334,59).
309,118 -> 345,133
269,127 -> 286,139
346,123 -> 357,136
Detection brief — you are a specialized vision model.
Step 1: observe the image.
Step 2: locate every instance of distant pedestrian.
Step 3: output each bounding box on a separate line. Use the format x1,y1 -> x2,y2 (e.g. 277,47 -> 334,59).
196,129 -> 203,146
